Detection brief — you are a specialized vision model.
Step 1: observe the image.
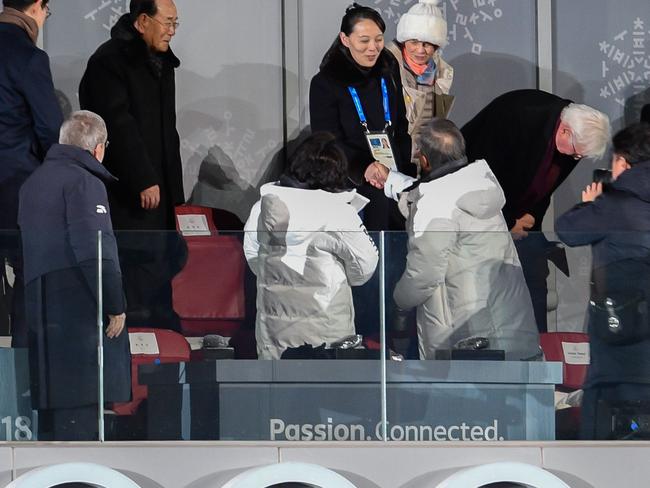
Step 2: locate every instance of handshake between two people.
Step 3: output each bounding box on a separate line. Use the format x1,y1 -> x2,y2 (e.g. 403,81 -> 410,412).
364,162 -> 391,190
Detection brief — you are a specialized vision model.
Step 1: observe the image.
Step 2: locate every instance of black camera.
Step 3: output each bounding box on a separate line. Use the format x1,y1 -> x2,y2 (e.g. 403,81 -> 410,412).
593,168 -> 613,190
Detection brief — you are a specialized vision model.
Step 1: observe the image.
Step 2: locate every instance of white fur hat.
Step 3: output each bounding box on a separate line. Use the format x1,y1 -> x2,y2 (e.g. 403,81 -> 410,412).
396,0 -> 448,48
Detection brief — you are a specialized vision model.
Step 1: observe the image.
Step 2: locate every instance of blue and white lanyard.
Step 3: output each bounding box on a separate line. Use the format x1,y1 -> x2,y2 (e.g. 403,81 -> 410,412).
348,78 -> 392,133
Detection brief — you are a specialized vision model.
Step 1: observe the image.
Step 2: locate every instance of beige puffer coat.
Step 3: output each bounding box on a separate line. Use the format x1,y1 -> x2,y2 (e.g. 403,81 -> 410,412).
387,41 -> 455,141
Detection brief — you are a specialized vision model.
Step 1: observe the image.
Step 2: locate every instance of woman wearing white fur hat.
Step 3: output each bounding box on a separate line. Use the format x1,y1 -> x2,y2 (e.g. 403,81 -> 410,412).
388,0 -> 454,154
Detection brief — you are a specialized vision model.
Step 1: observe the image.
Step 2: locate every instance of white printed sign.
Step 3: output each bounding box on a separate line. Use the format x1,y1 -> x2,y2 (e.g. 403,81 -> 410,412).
129,332 -> 160,355
177,214 -> 211,237
561,341 -> 590,366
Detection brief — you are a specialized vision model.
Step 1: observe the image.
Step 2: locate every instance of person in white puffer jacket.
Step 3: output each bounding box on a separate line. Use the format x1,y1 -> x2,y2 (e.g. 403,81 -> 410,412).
244,132 -> 379,360
366,119 -> 540,360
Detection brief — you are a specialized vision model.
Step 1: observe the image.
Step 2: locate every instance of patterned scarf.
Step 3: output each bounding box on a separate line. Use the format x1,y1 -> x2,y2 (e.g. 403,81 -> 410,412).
0,7 -> 38,44
402,47 -> 437,86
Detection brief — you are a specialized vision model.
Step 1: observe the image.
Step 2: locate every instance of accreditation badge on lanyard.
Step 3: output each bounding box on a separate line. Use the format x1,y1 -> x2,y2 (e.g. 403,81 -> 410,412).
348,78 -> 397,171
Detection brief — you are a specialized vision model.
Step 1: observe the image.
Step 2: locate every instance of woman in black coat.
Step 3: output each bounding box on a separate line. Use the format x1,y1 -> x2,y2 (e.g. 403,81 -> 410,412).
309,4 -> 413,231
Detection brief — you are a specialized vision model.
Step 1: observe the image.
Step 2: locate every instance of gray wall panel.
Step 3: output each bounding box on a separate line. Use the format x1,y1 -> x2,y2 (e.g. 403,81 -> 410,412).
44,1 -> 285,222
301,0 -> 537,129
173,1 -> 285,219
0,447 -> 11,487
415,0 -> 538,126
44,0 -> 130,117
553,1 -> 650,331
554,0 -> 650,217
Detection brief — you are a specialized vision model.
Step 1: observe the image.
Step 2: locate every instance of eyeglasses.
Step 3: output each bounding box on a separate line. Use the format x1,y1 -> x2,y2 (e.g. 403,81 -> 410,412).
44,5 -> 51,18
104,140 -> 110,150
406,40 -> 438,51
563,128 -> 583,160
570,134 -> 583,161
146,15 -> 180,32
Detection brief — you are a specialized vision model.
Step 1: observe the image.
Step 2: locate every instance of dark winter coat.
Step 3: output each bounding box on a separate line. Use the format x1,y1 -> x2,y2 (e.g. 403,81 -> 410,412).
556,161 -> 650,387
462,89 -> 575,230
309,43 -> 412,230
79,14 -> 184,231
18,144 -> 130,409
0,22 -> 62,229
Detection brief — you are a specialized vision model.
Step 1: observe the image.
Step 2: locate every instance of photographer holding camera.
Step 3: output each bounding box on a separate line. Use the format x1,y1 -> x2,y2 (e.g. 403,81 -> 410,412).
556,122 -> 650,439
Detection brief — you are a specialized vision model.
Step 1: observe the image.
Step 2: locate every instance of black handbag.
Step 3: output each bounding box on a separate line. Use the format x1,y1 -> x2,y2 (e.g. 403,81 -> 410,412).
589,291 -> 650,345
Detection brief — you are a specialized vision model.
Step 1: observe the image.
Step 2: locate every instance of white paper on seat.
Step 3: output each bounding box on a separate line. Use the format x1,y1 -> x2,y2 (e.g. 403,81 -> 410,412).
185,337 -> 204,351
177,214 -> 211,236
129,332 -> 160,355
561,341 -> 590,365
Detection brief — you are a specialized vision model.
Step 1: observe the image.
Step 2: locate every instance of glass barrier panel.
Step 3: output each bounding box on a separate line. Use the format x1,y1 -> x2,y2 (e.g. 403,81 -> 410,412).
105,229 -> 383,442
382,230 -> 561,442
0,230 -> 33,442
1,229 -> 102,442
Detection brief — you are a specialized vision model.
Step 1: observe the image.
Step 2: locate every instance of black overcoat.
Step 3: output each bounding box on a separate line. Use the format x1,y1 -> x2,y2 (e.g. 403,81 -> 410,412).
0,22 -> 62,229
79,14 -> 184,231
309,43 -> 413,231
461,89 -> 575,230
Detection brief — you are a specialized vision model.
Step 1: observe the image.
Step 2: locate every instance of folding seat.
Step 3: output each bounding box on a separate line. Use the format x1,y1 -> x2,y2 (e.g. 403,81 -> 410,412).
112,327 -> 191,416
540,332 -> 590,439
172,205 -> 246,338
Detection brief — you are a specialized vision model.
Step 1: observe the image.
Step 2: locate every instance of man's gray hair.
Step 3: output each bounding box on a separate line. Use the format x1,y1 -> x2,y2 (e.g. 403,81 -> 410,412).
418,118 -> 466,172
59,110 -> 108,152
560,103 -> 611,159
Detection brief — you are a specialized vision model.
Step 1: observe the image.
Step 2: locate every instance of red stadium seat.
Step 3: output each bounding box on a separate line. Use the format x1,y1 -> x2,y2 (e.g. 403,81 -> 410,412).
540,332 -> 590,439
113,328 -> 191,416
172,206 -> 246,337
540,332 -> 589,390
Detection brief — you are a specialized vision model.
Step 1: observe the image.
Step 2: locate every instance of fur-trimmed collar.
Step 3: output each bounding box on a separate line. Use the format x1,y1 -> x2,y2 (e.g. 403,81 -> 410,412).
110,13 -> 180,69
319,42 -> 398,87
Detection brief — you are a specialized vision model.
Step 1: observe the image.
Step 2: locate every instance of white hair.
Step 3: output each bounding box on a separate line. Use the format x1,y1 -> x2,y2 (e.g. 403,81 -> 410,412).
560,103 -> 611,159
59,110 -> 108,152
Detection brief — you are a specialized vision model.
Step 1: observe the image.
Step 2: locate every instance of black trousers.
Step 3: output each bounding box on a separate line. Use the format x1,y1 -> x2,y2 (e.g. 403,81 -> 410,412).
0,176 -> 28,346
581,383 -> 650,440
514,234 -> 550,333
0,232 -> 26,347
38,405 -> 98,441
116,231 -> 186,331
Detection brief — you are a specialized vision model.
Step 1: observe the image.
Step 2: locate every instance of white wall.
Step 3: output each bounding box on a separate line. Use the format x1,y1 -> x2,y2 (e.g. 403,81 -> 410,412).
5,443 -> 650,488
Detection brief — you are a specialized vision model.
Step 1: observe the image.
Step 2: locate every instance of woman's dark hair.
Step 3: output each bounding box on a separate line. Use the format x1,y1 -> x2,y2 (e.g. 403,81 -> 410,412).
612,122 -> 650,165
340,3 -> 386,35
129,0 -> 157,22
3,0 -> 48,11
286,132 -> 349,192
320,4 -> 386,72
